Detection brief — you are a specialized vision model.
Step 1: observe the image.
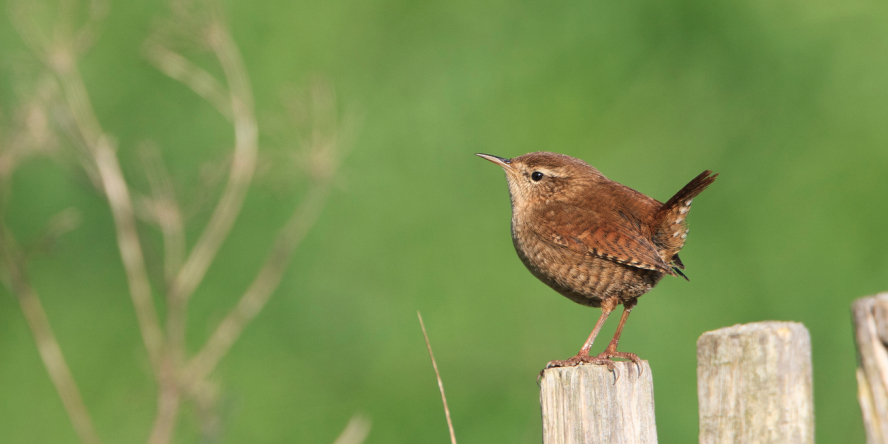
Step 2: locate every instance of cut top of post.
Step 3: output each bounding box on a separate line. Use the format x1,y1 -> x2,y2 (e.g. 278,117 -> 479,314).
540,361 -> 657,444
697,321 -> 814,444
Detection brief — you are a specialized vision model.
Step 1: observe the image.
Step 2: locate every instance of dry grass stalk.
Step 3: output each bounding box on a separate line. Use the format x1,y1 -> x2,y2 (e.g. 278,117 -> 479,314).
417,311 -> 458,444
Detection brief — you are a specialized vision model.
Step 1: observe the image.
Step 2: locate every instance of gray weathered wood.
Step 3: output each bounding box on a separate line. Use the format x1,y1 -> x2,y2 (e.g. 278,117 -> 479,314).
696,321 -> 813,444
852,292 -> 888,444
540,361 -> 657,444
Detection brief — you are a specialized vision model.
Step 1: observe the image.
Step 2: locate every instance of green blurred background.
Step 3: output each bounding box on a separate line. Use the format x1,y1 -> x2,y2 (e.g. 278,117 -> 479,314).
2,0 -> 887,442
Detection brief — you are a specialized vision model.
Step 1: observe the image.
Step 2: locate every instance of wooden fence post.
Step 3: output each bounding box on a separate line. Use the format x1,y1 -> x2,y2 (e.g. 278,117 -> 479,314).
540,361 -> 657,444
852,292 -> 888,444
696,321 -> 814,444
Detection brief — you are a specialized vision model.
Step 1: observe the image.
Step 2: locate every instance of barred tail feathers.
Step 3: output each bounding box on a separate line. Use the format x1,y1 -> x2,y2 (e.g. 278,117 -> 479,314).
653,170 -> 717,263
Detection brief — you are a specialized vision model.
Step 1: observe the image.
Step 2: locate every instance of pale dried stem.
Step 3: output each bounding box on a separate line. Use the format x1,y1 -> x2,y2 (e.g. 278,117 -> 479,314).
144,15 -> 259,444
417,312 -> 457,444
0,229 -> 103,444
72,0 -> 110,55
185,183 -> 330,384
139,146 -> 185,286
52,51 -> 165,373
0,76 -> 60,182
190,380 -> 222,441
165,19 -> 258,356
146,355 -> 181,444
11,3 -> 347,443
142,43 -> 233,121
54,0 -> 78,46
8,2 -> 51,60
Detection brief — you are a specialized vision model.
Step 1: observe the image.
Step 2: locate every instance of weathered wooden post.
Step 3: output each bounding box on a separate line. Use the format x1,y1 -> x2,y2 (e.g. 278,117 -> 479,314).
852,292 -> 888,444
696,321 -> 814,444
540,361 -> 657,444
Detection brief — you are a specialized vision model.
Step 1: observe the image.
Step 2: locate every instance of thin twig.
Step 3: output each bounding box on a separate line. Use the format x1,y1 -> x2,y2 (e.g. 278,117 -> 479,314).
142,43 -> 233,121
190,379 -> 222,441
184,183 -> 331,385
51,50 -> 165,373
93,137 -> 165,371
138,145 -> 185,287
184,79 -> 351,387
417,311 -> 457,444
0,228 -> 103,444
146,354 -> 181,444
8,1 -> 52,63
165,17 -> 258,350
72,0 -> 110,55
10,4 -> 352,444
23,4 -> 167,369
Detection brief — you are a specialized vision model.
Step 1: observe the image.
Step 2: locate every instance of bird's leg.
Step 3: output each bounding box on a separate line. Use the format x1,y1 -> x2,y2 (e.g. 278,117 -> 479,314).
577,305 -> 612,356
595,299 -> 642,368
544,300 -> 618,371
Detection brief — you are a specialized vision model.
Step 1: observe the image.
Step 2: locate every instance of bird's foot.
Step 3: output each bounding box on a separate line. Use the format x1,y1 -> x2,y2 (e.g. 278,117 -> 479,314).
594,349 -> 642,375
545,354 -> 616,371
594,349 -> 640,362
538,354 -> 617,381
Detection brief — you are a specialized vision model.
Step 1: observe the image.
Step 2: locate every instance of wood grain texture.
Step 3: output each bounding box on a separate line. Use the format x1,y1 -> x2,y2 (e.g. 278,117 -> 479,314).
540,361 -> 657,444
696,322 -> 813,444
852,293 -> 888,444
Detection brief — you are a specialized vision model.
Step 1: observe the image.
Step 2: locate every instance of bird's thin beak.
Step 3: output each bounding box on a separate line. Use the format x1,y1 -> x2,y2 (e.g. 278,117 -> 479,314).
476,153 -> 513,170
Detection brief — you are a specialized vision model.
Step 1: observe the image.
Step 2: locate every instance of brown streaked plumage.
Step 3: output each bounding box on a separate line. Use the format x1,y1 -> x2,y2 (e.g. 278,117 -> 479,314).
477,151 -> 717,371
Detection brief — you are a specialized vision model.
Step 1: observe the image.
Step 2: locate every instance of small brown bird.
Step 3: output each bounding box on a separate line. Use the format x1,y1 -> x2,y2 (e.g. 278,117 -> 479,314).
477,152 -> 716,370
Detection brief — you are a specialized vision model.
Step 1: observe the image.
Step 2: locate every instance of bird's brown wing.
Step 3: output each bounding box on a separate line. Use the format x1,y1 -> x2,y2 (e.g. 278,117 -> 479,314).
532,202 -> 674,275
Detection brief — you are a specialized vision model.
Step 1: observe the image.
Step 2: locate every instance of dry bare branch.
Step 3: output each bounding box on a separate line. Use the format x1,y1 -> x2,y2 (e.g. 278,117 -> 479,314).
72,0 -> 110,55
190,379 -> 223,441
15,10 -> 167,371
91,137 -> 165,370
0,227 -> 102,444
137,144 -> 185,287
184,183 -> 331,384
284,80 -> 360,184
146,354 -> 181,444
165,17 -> 258,351
141,7 -> 261,443
0,60 -> 97,444
183,78 -> 353,386
142,42 -> 233,121
8,1 -> 53,63
417,311 -> 458,444
9,2 -> 357,443
0,74 -> 62,181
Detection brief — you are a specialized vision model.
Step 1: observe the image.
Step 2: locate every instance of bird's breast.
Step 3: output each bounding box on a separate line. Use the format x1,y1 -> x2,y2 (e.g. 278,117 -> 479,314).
510,217 -> 663,307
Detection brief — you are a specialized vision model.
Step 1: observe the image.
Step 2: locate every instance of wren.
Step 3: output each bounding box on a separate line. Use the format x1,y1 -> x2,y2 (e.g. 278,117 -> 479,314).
477,152 -> 717,370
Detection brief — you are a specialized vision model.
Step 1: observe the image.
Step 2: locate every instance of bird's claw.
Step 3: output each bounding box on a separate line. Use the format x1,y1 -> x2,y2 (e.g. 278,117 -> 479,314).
538,354 -> 618,381
594,350 -> 643,376
548,354 -> 617,370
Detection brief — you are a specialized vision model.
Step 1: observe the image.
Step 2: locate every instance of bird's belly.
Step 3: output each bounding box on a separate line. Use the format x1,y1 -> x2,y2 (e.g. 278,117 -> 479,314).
511,226 -> 663,307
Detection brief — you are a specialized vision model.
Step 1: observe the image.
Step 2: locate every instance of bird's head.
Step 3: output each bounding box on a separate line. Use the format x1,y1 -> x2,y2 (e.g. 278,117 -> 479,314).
476,151 -> 605,211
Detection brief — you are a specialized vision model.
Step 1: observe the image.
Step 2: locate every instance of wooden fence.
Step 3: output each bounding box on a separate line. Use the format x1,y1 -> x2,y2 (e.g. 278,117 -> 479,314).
539,292 -> 888,444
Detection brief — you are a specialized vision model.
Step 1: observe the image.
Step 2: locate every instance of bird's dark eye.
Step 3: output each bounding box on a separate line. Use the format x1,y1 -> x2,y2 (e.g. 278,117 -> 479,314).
531,171 -> 544,181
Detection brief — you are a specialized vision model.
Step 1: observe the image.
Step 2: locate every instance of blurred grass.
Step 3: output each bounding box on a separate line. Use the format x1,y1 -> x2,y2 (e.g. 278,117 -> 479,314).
2,0 -> 888,442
